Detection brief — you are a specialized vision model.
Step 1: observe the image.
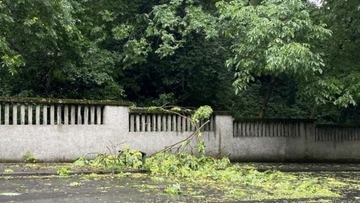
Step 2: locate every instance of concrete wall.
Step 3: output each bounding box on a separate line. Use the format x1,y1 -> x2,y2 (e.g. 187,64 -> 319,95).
307,125 -> 360,161
226,117 -> 313,161
0,99 -> 360,162
228,118 -> 360,162
125,112 -> 218,156
0,106 -> 128,161
0,103 -> 220,162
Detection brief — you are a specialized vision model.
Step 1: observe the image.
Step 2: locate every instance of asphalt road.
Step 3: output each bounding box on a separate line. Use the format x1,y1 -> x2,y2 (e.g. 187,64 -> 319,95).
0,176 -> 180,203
1,163 -> 360,203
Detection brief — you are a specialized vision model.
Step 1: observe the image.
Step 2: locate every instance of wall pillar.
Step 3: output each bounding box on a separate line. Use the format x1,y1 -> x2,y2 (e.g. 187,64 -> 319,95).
103,106 -> 129,129
214,113 -> 233,157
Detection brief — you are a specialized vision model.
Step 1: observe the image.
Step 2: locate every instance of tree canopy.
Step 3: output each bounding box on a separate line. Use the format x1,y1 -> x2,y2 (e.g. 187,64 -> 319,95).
0,0 -> 359,122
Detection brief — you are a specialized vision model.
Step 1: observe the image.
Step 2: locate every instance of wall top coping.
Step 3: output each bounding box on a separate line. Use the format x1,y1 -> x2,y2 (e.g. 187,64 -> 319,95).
233,118 -> 317,123
130,107 -> 231,115
316,123 -> 360,128
0,97 -> 133,106
130,107 -> 191,114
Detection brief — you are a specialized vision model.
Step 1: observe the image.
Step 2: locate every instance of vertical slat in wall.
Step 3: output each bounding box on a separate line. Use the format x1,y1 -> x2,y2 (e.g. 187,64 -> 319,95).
71,106 -> 76,125
77,106 -> 82,125
162,115 -> 167,131
5,104 -> 9,125
13,104 -> 17,125
243,122 -> 248,137
286,122 -> 290,137
258,122 -> 262,137
57,105 -> 62,125
182,116 -> 187,132
90,106 -> 95,125
252,121 -> 256,136
254,121 -> 258,137
241,122 -> 245,137
237,122 -> 240,137
20,104 -> 25,125
43,105 -> 48,125
50,105 -> 55,125
177,115 -> 181,132
352,128 -> 355,140
264,122 -> 268,137
245,122 -> 250,137
141,114 -> 146,132
210,116 -> 215,131
270,122 -> 274,137
0,104 -> 2,125
248,122 -> 251,137
84,106 -> 89,125
166,115 -> 171,132
186,116 -> 191,131
146,115 -> 151,132
135,114 -> 140,132
64,105 -> 69,125
28,104 -> 33,125
157,115 -> 161,132
96,106 -> 101,125
35,105 -> 40,125
152,114 -> 156,132
243,122 -> 247,137
172,114 -> 176,131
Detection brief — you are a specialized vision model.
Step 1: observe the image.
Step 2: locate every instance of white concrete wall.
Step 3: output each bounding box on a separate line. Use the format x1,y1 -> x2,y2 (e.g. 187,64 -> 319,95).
0,106 -> 129,161
1,104 -> 360,162
0,105 -> 219,161
306,140 -> 360,161
228,120 -> 313,161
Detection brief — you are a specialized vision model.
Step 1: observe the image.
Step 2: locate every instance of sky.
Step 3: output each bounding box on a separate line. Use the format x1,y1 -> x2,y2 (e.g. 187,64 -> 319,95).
308,0 -> 323,7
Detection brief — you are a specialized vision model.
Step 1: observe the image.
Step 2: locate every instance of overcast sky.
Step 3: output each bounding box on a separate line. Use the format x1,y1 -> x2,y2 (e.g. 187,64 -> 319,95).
308,0 -> 322,7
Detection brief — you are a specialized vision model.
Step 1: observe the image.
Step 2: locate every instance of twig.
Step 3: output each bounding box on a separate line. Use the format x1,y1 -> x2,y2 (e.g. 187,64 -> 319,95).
149,120 -> 210,157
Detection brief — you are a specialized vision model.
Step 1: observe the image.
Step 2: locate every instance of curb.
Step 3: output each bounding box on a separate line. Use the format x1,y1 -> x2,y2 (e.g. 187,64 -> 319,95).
0,169 -> 148,177
2,168 -> 360,177
256,168 -> 360,172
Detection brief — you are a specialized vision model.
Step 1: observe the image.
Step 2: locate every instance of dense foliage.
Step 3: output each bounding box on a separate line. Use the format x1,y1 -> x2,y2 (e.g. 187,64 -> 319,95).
0,0 -> 359,122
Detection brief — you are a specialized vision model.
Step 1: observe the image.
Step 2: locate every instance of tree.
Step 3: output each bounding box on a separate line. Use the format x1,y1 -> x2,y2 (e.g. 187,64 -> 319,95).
0,0 -> 124,99
1,0 -> 359,123
216,0 -> 331,117
299,0 -> 360,121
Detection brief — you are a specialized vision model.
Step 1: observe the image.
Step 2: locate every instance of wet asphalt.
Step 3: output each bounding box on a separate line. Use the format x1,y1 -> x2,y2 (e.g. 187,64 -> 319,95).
0,176 -> 172,203
0,163 -> 360,202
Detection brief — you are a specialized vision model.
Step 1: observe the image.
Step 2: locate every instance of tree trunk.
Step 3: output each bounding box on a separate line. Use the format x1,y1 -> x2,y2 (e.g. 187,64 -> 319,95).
310,103 -> 317,119
259,75 -> 275,118
45,67 -> 54,95
45,50 -> 58,95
